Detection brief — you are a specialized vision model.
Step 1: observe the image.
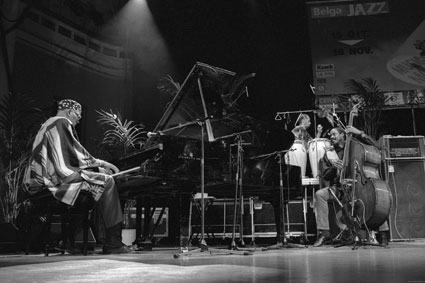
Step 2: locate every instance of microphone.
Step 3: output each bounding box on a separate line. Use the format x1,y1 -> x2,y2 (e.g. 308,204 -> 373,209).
323,128 -> 331,137
309,84 -> 316,94
196,115 -> 214,123
147,131 -> 162,138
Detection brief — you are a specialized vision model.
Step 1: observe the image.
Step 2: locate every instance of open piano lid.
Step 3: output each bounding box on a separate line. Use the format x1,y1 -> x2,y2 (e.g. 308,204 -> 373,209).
152,62 -> 256,142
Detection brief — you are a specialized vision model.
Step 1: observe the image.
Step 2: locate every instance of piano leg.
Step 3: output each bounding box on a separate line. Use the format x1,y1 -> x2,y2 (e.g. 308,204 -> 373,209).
134,195 -> 153,251
268,188 -> 307,249
270,196 -> 284,244
179,191 -> 191,252
135,196 -> 142,247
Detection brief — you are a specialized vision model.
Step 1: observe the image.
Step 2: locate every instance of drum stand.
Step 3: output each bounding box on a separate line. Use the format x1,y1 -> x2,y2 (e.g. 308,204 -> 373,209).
268,151 -> 306,249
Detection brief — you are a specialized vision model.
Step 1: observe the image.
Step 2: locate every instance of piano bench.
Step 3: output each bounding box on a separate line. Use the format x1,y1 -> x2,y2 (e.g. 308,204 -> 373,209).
19,190 -> 95,256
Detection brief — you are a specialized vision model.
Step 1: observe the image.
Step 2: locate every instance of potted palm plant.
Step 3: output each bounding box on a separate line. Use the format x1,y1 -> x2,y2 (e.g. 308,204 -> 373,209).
0,91 -> 41,252
344,77 -> 388,139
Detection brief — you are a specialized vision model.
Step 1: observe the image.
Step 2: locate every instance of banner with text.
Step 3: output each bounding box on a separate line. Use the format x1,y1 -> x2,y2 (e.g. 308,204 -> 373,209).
307,0 -> 425,109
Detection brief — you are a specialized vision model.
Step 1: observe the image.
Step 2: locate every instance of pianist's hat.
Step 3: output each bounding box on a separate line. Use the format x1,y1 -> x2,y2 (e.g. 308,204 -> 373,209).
57,99 -> 82,112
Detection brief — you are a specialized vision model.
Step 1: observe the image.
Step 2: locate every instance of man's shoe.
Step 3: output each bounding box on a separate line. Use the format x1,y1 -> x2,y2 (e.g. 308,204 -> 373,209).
66,246 -> 83,255
102,244 -> 134,254
313,235 -> 330,247
380,231 -> 389,246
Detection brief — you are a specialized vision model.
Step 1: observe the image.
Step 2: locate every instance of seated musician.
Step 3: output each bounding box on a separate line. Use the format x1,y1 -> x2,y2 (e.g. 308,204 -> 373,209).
313,126 -> 390,247
24,99 -> 133,254
286,114 -> 321,176
291,114 -> 318,147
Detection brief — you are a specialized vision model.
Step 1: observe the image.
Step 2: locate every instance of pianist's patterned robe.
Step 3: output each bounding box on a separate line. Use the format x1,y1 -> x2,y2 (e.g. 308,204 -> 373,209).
24,116 -> 107,206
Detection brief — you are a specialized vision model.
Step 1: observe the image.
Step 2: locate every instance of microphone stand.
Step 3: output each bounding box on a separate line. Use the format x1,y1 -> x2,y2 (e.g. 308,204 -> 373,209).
230,134 -> 248,250
174,76 -> 251,258
230,134 -> 243,249
267,151 -> 306,249
214,130 -> 263,252
250,149 -> 305,249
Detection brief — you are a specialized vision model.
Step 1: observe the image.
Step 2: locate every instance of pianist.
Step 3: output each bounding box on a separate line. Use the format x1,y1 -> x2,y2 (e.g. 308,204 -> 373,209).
24,99 -> 132,254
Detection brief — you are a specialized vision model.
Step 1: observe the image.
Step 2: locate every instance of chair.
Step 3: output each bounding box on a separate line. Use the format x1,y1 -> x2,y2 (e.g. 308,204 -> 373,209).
20,190 -> 95,256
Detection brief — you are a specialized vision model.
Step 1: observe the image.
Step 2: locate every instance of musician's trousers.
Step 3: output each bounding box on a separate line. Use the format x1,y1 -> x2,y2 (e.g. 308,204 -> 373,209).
60,170 -> 123,247
315,187 -> 333,231
64,169 -> 123,229
96,175 -> 123,228
315,187 -> 389,232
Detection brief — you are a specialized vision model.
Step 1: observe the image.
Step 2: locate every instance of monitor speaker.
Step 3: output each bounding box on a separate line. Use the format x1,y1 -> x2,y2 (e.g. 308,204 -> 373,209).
386,159 -> 425,240
380,135 -> 425,159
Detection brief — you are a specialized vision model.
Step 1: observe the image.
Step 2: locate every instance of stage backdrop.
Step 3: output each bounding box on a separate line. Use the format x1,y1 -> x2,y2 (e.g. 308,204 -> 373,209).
307,0 -> 425,109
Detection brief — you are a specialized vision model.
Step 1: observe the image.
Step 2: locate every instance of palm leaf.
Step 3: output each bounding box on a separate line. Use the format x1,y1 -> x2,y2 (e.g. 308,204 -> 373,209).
96,109 -> 146,156
157,75 -> 181,98
344,77 -> 388,139
0,91 -> 42,223
0,92 -> 42,167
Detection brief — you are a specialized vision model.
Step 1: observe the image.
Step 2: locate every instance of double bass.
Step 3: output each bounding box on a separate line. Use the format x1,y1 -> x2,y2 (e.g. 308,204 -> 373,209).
338,103 -> 392,231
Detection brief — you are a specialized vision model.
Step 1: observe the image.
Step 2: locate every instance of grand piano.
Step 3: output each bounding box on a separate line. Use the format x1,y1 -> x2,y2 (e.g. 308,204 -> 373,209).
115,62 -> 301,249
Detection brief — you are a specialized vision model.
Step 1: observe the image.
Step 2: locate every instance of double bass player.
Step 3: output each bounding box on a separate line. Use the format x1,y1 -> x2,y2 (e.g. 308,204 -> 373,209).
313,125 -> 390,247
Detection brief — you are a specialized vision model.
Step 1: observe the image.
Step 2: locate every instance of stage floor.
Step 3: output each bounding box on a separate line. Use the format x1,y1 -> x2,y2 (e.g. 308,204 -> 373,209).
1,240 -> 425,283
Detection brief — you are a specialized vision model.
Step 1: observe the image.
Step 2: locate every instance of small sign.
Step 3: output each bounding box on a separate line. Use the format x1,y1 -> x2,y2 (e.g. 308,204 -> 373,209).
316,64 -> 334,71
316,71 -> 335,78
